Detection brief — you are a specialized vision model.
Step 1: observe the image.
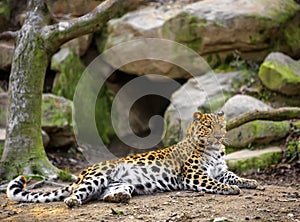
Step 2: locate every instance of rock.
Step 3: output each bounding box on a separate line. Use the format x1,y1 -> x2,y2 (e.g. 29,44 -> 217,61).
105,0 -> 300,77
258,52 -> 300,96
62,34 -> 93,56
222,95 -> 273,120
42,130 -> 50,148
51,47 -> 86,100
51,47 -> 116,145
226,120 -> 290,148
47,0 -> 101,18
213,217 -> 228,222
0,41 -> 14,71
47,0 -> 141,19
163,71 -> 248,147
225,147 -> 282,173
41,94 -> 75,148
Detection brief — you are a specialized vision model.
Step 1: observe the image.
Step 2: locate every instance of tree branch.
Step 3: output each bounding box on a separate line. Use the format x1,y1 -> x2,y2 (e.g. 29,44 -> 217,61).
226,107 -> 300,131
43,0 -> 144,53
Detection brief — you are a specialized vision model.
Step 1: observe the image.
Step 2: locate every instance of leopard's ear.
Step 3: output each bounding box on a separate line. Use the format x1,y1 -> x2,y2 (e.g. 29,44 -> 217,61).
217,111 -> 224,117
193,112 -> 202,120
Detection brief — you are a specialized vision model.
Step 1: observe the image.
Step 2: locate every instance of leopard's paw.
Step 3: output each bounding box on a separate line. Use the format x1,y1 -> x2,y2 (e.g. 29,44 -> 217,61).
222,185 -> 240,195
64,196 -> 82,208
245,179 -> 258,189
238,179 -> 258,189
103,190 -> 131,203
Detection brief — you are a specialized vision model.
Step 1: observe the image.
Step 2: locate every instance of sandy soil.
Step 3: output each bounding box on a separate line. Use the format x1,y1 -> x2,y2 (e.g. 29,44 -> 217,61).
1,148 -> 299,222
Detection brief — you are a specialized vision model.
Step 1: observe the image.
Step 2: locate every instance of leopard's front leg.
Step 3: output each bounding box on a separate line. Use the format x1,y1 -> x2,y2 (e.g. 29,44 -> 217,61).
216,170 -> 258,189
181,171 -> 240,195
64,176 -> 108,208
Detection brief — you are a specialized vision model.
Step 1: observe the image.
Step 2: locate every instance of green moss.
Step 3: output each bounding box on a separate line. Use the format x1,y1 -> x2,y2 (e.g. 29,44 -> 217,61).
95,25 -> 109,53
52,50 -> 85,100
249,35 -> 257,44
250,120 -> 290,139
292,121 -> 300,130
258,61 -> 300,92
266,1 -> 300,23
200,92 -> 233,114
95,85 -> 115,145
283,21 -> 300,51
162,117 -> 181,147
0,0 -> 10,18
58,169 -> 73,182
41,95 -> 72,127
227,151 -> 282,173
167,13 -> 206,51
0,140 -> 3,158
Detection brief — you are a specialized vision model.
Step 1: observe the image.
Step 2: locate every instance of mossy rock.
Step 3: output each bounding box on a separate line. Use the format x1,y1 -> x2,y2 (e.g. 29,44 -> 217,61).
104,0 -> 300,76
225,147 -> 282,173
51,48 -> 115,145
42,94 -> 72,128
51,48 -> 86,100
227,120 -> 291,149
258,52 -> 300,96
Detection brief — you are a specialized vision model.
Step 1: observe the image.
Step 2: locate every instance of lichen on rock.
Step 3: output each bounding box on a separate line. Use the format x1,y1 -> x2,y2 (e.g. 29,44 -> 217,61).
258,52 -> 300,96
226,120 -> 291,149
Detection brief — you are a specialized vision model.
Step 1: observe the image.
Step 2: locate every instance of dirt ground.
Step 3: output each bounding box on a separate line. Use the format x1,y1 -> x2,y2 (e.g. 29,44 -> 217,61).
0,166 -> 299,222
0,148 -> 299,222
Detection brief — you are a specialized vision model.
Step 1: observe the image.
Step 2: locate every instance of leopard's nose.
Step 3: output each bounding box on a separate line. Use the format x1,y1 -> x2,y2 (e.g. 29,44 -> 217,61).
215,135 -> 222,140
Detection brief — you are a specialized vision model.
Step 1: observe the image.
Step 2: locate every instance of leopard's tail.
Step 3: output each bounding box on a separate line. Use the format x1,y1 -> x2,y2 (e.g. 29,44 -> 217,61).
7,175 -> 72,203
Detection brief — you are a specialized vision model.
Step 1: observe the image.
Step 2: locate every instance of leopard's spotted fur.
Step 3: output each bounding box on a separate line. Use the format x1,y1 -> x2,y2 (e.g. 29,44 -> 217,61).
7,111 -> 258,207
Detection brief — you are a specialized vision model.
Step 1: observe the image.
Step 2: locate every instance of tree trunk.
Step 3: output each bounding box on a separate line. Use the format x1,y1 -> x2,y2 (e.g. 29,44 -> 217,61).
0,0 -> 60,179
0,0 -> 146,180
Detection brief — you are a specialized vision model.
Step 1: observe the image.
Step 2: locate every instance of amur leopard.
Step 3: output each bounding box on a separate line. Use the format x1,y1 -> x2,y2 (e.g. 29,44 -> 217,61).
7,111 -> 258,208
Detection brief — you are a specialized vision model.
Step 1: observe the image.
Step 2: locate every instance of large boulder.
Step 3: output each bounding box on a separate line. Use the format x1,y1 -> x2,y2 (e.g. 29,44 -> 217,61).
105,0 -> 300,77
258,52 -> 300,96
221,94 -> 273,120
163,71 -> 250,146
61,34 -> 93,57
226,120 -> 290,149
46,0 -> 102,18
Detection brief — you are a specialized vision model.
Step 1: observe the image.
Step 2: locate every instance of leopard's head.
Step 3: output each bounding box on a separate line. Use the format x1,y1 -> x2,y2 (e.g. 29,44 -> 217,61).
185,111 -> 226,146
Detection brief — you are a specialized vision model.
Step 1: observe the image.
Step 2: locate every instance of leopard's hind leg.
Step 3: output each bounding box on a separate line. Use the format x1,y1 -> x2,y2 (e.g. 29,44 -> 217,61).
100,181 -> 134,203
215,170 -> 258,189
64,176 -> 108,208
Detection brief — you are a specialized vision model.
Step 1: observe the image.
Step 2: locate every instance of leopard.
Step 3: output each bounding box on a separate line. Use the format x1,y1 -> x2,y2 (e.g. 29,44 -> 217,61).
7,111 -> 258,208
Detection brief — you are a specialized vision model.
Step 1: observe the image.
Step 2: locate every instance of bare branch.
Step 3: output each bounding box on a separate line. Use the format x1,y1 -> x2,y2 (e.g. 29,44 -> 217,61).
43,0 -> 144,53
226,107 -> 300,131
0,31 -> 18,41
